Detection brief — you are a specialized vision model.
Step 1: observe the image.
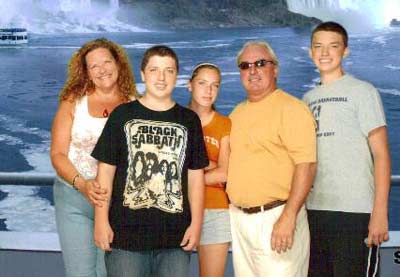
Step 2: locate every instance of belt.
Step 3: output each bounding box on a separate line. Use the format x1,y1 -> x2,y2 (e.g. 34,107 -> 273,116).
236,200 -> 287,214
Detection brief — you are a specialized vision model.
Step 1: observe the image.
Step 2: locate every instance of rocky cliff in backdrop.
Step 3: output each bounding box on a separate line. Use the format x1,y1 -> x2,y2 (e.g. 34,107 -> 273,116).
118,0 -> 321,29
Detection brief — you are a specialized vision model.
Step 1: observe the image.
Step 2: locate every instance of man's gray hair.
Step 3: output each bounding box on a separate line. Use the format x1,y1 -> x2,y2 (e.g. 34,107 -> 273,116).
236,41 -> 279,66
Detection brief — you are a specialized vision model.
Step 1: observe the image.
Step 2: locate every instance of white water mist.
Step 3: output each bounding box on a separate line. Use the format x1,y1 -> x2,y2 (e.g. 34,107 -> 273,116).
0,0 -> 143,34
286,0 -> 400,30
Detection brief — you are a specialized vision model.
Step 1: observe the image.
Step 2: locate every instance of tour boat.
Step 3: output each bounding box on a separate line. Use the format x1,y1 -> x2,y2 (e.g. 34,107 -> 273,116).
0,28 -> 28,45
390,19 -> 400,27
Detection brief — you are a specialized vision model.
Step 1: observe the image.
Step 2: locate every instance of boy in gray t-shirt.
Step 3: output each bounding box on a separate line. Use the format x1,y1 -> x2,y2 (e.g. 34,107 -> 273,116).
303,22 -> 391,277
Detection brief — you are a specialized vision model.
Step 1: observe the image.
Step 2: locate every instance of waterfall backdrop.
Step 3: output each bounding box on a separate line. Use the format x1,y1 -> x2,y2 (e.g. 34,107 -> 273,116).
0,0 -> 144,33
287,0 -> 400,30
0,0 -> 399,232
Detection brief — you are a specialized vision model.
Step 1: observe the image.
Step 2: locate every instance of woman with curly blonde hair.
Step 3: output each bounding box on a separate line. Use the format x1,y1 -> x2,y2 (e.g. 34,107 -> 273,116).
50,38 -> 139,277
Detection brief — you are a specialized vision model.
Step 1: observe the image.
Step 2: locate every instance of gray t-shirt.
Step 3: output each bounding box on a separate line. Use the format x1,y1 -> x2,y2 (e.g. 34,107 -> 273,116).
303,74 -> 386,213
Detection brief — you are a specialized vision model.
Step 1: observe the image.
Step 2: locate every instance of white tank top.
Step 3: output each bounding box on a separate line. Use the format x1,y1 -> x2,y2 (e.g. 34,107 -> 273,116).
68,95 -> 108,180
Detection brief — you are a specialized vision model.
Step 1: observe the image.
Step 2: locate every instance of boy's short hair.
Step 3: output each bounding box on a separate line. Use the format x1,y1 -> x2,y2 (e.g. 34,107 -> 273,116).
141,45 -> 179,72
311,21 -> 348,47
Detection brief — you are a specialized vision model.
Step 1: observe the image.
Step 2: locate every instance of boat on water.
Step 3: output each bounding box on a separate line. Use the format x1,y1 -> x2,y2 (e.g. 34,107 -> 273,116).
390,19 -> 400,27
0,28 -> 28,45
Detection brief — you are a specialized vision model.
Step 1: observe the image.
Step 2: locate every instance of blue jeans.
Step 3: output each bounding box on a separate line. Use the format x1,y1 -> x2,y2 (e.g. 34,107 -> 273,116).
54,177 -> 106,277
105,248 -> 191,277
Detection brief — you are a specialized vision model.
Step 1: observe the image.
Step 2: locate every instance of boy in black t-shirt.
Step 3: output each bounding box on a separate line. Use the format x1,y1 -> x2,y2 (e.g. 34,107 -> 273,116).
92,45 -> 208,277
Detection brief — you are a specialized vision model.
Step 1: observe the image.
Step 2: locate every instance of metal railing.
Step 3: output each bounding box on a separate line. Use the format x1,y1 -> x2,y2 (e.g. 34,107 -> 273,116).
0,172 -> 399,186
0,172 -> 55,185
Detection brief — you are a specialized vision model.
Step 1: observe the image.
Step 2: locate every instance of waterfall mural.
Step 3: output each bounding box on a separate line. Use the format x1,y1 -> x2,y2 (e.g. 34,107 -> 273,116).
0,0 -> 143,33
286,0 -> 400,30
80,0 -> 91,10
110,0 -> 119,10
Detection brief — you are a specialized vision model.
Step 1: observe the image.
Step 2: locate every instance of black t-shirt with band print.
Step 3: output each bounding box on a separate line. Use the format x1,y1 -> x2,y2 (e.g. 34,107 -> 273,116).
92,100 -> 208,251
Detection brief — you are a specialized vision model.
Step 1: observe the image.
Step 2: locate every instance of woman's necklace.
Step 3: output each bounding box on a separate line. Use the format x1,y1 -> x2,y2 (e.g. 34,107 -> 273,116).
94,90 -> 124,118
102,108 -> 109,118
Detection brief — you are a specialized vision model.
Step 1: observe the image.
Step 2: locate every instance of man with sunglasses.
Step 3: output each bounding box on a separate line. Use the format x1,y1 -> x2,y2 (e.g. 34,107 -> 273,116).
227,41 -> 317,276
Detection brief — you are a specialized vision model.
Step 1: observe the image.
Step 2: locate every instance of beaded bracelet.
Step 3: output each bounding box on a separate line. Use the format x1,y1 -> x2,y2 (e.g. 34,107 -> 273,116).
72,174 -> 80,191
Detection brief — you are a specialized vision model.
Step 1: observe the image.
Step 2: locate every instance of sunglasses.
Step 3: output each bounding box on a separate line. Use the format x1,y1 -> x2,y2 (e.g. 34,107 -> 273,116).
238,59 -> 275,70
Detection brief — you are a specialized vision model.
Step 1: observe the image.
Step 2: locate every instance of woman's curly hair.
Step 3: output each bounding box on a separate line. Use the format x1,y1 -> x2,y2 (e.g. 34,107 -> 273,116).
59,38 -> 139,102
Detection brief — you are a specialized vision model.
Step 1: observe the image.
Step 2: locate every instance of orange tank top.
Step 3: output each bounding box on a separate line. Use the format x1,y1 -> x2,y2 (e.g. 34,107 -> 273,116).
203,112 -> 231,209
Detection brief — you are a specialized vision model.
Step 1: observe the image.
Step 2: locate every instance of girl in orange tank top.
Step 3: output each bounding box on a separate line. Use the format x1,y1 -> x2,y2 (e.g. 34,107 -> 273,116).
188,63 -> 231,277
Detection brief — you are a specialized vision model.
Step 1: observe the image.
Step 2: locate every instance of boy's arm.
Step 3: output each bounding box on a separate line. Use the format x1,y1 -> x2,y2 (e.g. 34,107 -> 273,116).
367,126 -> 391,246
180,168 -> 205,251
94,162 -> 117,251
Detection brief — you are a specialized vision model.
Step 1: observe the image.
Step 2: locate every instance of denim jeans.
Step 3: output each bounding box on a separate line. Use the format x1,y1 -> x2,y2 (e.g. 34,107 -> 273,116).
105,248 -> 191,277
54,177 -> 106,277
